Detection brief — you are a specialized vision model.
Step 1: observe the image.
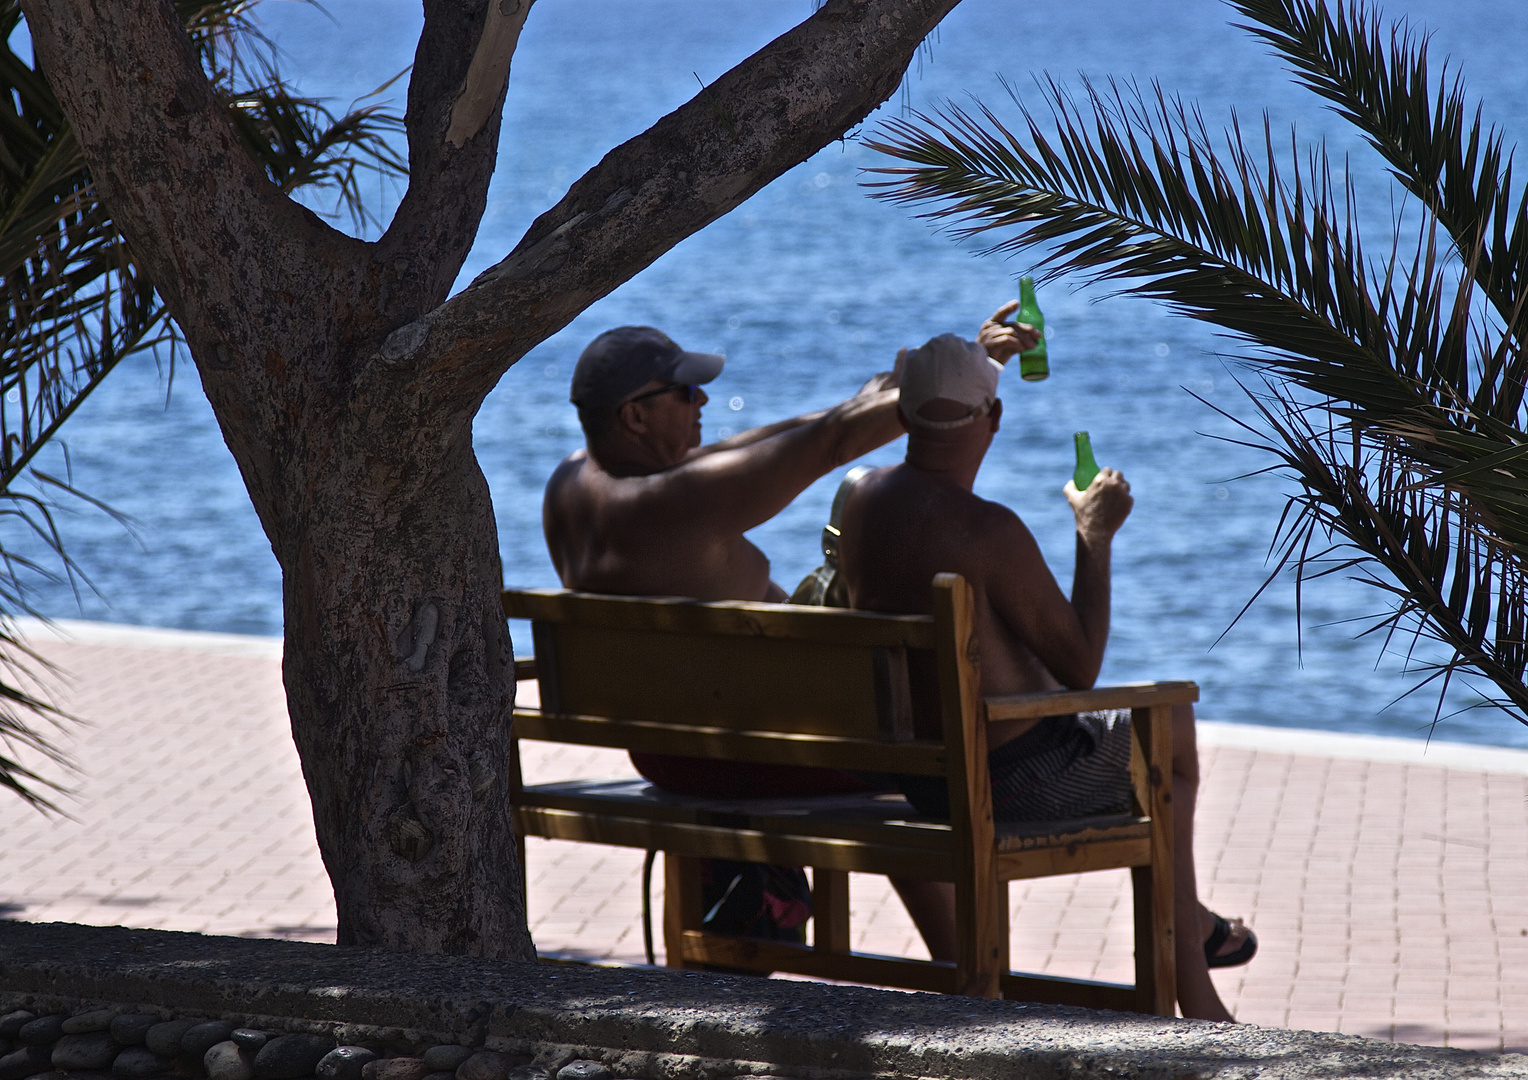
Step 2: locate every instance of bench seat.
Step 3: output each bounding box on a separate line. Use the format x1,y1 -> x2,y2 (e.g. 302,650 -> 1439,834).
516,778 -> 1151,878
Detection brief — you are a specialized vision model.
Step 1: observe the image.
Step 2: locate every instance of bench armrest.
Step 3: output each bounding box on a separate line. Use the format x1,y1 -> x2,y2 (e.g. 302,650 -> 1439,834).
984,681 -> 1198,722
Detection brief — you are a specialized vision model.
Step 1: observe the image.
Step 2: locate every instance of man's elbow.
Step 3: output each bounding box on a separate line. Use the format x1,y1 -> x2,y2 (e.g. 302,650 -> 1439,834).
828,432 -> 858,471
1057,659 -> 1103,691
820,420 -> 860,472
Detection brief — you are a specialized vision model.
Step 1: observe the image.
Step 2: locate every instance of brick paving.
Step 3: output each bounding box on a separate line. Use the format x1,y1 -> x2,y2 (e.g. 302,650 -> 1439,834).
2,620 -> 1526,1052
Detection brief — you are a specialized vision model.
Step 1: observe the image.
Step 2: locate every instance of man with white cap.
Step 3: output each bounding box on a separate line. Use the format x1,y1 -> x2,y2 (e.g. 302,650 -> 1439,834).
836,330 -> 1255,1022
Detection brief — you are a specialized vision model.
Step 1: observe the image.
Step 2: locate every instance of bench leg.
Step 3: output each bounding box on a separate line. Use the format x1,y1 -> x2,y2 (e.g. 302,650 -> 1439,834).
998,879 -> 1010,970
662,853 -> 706,969
812,868 -> 850,953
1131,863 -> 1176,1015
1131,703 -> 1176,1016
953,868 -> 1006,998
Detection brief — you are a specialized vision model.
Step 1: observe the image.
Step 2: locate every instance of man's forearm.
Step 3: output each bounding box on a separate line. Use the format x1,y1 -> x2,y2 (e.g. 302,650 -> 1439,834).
695,409 -> 828,455
1069,530 -> 1113,684
667,388 -> 902,539
821,388 -> 904,468
695,389 -> 900,466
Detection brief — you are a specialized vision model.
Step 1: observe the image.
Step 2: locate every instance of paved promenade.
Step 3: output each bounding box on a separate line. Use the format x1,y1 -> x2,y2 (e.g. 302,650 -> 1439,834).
2,620 -> 1526,1053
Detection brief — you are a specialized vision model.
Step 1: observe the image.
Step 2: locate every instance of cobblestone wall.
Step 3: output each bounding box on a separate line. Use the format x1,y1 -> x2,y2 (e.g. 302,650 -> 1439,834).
2,922 -> 1525,1080
0,999 -> 640,1080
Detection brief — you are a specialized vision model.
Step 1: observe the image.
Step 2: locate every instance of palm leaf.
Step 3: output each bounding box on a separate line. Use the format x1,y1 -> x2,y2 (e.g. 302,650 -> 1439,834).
1228,0 -> 1528,336
866,0 -> 1528,730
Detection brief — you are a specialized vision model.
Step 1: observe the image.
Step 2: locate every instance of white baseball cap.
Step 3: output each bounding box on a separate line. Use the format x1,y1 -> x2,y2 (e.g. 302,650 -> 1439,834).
897,334 -> 1002,429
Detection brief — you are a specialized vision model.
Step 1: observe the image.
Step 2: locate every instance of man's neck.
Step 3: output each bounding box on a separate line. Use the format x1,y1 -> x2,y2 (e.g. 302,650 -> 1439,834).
903,444 -> 983,490
589,439 -> 672,478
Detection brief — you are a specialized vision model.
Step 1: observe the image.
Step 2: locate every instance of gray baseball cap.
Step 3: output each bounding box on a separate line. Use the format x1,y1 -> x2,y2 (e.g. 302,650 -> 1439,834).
570,326 -> 725,407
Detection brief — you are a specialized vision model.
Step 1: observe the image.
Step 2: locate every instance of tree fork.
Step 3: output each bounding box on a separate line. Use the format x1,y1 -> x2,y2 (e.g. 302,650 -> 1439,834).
22,0 -> 962,955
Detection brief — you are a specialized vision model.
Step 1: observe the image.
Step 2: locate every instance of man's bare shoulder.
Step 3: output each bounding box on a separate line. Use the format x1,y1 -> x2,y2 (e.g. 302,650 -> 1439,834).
547,447 -> 584,476
544,445 -> 702,538
956,490 -> 1039,569
972,489 -> 1032,536
545,449 -> 591,506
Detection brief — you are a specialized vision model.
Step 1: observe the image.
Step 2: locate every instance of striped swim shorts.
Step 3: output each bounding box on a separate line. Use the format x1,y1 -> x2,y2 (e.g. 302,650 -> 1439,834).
897,710 -> 1134,823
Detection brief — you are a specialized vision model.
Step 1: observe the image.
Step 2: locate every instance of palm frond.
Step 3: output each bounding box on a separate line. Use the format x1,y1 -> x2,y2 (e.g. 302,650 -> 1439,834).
867,84 -> 1431,417
1228,0 -> 1528,335
865,0 -> 1528,731
224,72 -> 409,230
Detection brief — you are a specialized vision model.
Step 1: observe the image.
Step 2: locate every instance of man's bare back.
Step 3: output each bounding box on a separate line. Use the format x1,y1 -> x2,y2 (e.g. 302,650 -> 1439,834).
845,464 -> 1089,690
838,336 -> 1132,746
545,445 -> 779,601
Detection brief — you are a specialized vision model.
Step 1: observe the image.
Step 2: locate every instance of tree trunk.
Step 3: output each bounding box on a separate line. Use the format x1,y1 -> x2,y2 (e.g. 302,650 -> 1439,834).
21,0 -> 963,956
283,427 -> 526,952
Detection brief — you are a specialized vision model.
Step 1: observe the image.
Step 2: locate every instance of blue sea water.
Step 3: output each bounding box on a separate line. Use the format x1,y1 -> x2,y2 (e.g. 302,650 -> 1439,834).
11,0 -> 1528,748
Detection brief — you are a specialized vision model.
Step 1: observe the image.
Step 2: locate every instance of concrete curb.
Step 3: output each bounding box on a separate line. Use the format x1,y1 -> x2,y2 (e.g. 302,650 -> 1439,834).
10,616 -> 284,658
1195,720 -> 1528,775
1,922 -> 1524,1079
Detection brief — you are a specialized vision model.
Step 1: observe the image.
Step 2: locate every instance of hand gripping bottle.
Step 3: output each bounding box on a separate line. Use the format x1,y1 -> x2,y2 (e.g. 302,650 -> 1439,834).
1016,275 -> 1048,381
1073,431 -> 1101,491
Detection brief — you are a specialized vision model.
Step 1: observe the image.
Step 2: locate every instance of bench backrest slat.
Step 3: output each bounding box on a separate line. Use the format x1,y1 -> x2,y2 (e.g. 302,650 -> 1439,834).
535,620 -> 923,741
506,587 -> 937,649
514,712 -> 949,775
506,588 -> 957,761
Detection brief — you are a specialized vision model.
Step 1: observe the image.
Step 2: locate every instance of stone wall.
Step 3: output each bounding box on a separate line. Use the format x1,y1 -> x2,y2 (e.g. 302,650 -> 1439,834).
0,1002 -> 580,1080
1,922 -> 1524,1080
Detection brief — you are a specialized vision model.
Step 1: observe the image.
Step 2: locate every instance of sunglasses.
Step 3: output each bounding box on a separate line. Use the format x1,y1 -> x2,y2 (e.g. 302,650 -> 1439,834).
625,382 -> 700,405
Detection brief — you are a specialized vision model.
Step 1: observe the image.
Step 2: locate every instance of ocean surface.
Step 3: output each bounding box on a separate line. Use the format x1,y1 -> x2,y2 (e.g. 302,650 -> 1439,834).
10,0 -> 1528,748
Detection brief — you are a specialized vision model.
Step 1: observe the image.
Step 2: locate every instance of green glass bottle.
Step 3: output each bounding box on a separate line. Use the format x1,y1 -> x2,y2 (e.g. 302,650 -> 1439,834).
1073,431 -> 1101,491
1016,275 -> 1048,381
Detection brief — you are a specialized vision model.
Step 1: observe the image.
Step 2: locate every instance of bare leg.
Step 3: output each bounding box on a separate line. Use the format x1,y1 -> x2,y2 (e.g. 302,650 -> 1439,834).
1170,703 -> 1236,1022
890,878 -> 957,962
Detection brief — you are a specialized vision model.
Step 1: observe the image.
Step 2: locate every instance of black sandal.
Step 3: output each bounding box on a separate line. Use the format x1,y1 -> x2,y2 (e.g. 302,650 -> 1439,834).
1203,913 -> 1257,968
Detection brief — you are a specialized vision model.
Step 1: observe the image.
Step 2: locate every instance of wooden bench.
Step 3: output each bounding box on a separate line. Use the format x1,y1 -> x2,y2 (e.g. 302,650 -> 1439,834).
504,573 -> 1195,1013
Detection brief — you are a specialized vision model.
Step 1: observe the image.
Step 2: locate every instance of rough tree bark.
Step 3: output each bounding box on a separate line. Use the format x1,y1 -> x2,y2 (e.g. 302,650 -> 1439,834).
18,0 -> 961,956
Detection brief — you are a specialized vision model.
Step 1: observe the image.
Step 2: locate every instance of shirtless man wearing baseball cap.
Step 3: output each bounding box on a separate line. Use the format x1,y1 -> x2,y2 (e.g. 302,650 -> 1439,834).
543,324 -> 900,605
834,330 -> 1255,1021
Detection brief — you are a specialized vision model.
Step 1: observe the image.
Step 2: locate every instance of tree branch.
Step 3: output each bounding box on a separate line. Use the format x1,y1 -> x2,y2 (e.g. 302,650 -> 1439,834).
367,0 -> 959,412
447,0 -> 533,148
19,0 -> 356,365
376,0 -> 532,312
